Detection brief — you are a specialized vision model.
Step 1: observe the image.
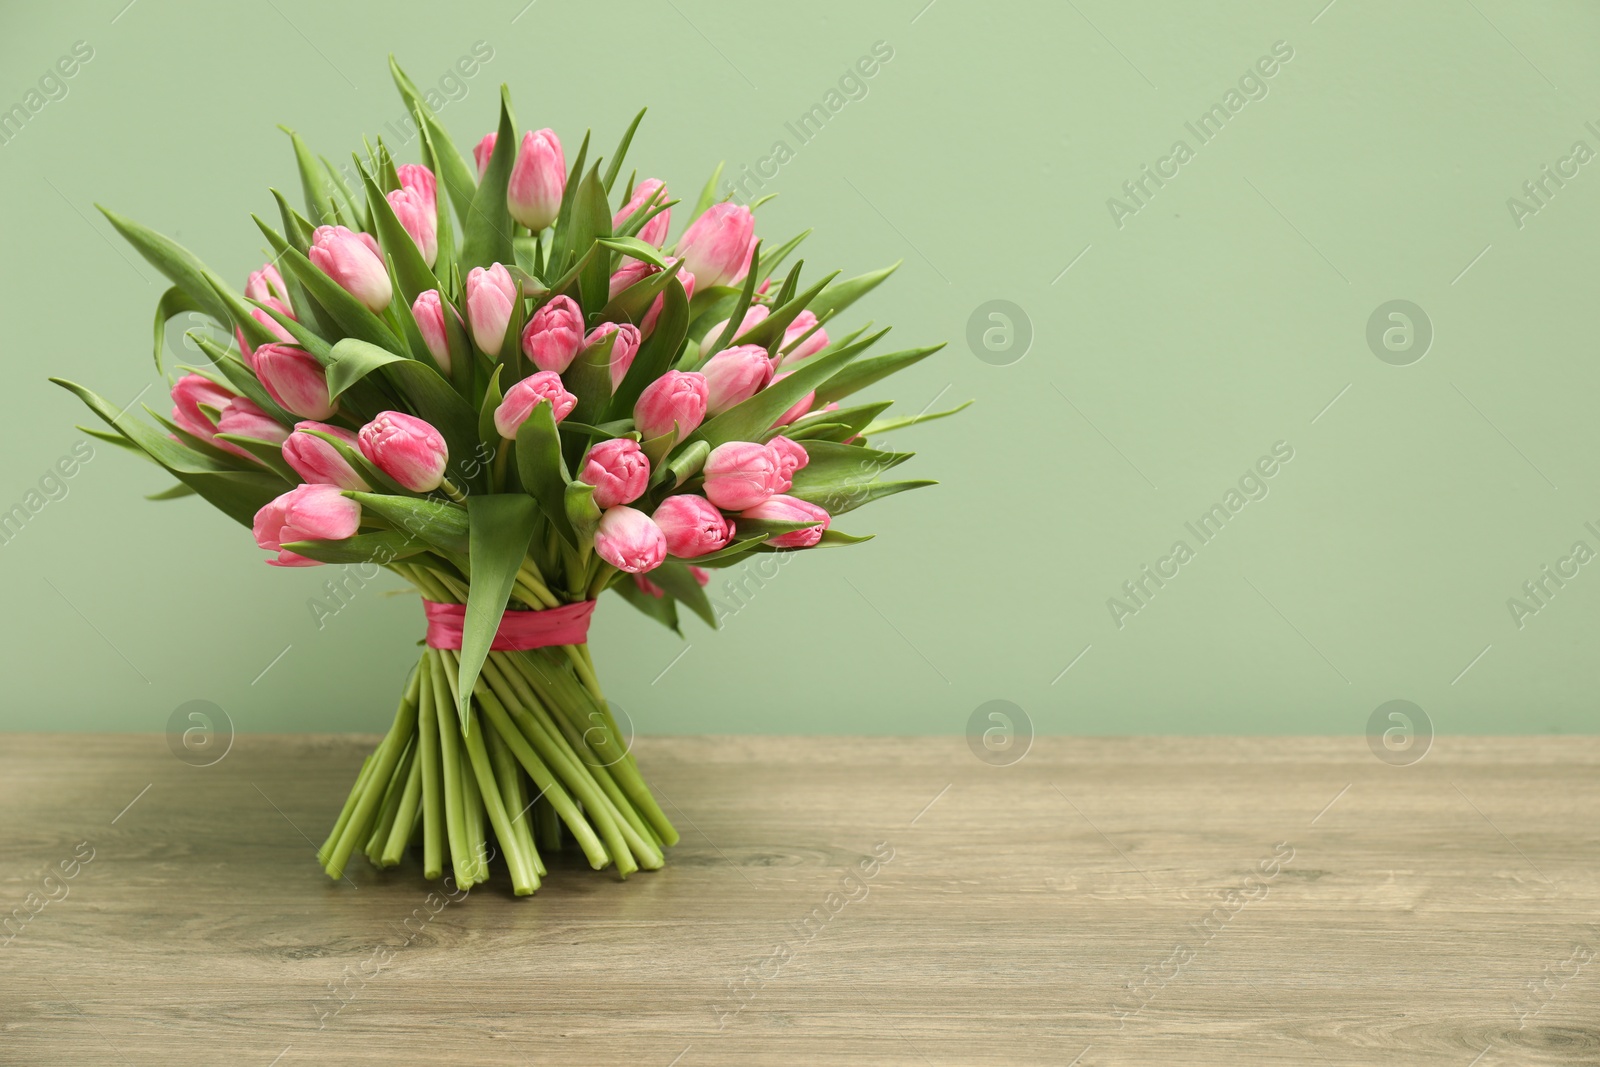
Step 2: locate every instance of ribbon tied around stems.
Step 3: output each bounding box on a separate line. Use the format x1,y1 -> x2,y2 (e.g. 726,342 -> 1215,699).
422,599 -> 596,651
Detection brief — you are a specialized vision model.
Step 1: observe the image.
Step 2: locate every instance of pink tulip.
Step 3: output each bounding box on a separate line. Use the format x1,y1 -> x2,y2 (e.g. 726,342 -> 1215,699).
171,375 -> 234,439
653,494 -> 734,558
254,343 -> 338,421
593,505 -> 666,574
216,397 -> 289,447
701,441 -> 782,511
473,132 -> 498,179
776,310 -> 829,367
584,322 -> 643,390
676,203 -> 755,289
613,178 -> 670,246
770,370 -> 816,427
691,565 -> 710,585
282,421 -> 371,491
767,435 -> 809,492
308,225 -> 392,313
634,573 -> 666,598
494,371 -> 578,438
608,258 -> 656,301
358,411 -> 449,492
395,163 -> 437,213
465,263 -> 517,356
520,295 -> 585,373
741,495 -> 829,548
245,263 -> 289,304
578,438 -> 650,508
236,298 -> 296,371
704,305 -> 768,347
387,187 -> 438,267
507,129 -> 566,231
411,290 -> 454,375
634,370 -> 708,445
253,483 -> 362,567
701,344 -> 774,416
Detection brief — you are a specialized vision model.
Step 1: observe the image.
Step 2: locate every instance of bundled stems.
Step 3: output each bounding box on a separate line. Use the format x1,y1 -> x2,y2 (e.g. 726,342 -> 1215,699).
318,568 -> 677,892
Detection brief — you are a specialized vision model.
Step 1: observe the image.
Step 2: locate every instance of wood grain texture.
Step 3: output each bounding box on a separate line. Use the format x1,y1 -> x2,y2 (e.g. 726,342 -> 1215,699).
1,734 -> 1598,1065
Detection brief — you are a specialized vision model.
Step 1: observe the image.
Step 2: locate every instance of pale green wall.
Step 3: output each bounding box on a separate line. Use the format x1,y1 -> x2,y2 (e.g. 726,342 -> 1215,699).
3,1 -> 1598,736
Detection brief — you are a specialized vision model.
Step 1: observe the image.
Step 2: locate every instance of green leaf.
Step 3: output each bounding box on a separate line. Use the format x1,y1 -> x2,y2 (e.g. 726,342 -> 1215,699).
612,573 -> 681,635
457,494 -> 541,723
281,125 -> 338,225
597,257 -> 683,327
736,269 -> 841,355
514,401 -> 577,548
299,428 -> 401,494
681,534 -> 768,566
562,328 -> 615,430
788,478 -> 935,516
734,517 -> 824,538
756,229 -> 811,279
97,206 -> 229,323
389,55 -> 477,228
699,241 -> 762,361
145,483 -> 196,501
780,400 -> 891,442
648,560 -> 716,628
692,328 -> 888,449
152,287 -> 205,373
459,87 -> 518,271
282,529 -> 428,565
601,108 -> 647,194
656,439 -> 709,488
862,400 -> 973,436
350,492 -> 469,557
813,344 -> 946,407
566,164 -> 615,317
186,333 -> 299,428
476,364 -> 506,458
808,261 -> 900,321
325,339 -> 481,486
565,480 -> 601,543
688,162 -> 725,224
786,441 -> 912,493
596,236 -> 665,269
214,433 -> 299,481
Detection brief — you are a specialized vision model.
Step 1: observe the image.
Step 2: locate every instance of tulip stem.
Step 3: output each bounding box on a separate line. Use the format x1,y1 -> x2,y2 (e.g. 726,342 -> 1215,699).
416,654 -> 444,880
438,477 -> 470,504
491,446 -> 510,493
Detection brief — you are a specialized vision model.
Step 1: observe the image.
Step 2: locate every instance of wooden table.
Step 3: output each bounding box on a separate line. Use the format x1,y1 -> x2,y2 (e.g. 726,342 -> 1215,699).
2,735 -> 1596,1065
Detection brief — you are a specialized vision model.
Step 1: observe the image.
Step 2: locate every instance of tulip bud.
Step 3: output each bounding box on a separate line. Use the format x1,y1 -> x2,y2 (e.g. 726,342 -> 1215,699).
740,494 -> 829,548
245,263 -> 290,304
308,225 -> 392,313
254,343 -> 338,421
702,441 -> 782,511
702,344 -> 774,416
282,421 -> 371,491
507,128 -> 566,231
675,203 -> 755,289
704,305 -> 769,349
494,371 -> 578,438
770,370 -> 816,427
171,375 -> 242,454
235,298 -> 297,371
358,411 -> 449,492
578,438 -> 650,509
613,178 -> 670,246
608,258 -> 656,301
386,187 -> 438,268
775,310 -> 829,368
465,263 -> 517,356
584,321 -> 643,390
411,290 -> 454,375
634,573 -> 666,598
253,484 -> 362,567
520,295 -> 585,373
593,505 -> 667,573
633,370 -> 709,446
652,494 -> 735,558
216,397 -> 290,448
690,565 -> 710,585
395,163 -> 437,213
767,435 -> 809,492
473,132 -> 497,180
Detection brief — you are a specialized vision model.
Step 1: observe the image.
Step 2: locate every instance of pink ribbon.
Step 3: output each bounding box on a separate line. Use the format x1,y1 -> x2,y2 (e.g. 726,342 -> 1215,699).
422,599 -> 595,651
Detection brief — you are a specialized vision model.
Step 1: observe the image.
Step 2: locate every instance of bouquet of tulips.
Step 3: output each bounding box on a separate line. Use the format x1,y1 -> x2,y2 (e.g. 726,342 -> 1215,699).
55,60 -> 963,895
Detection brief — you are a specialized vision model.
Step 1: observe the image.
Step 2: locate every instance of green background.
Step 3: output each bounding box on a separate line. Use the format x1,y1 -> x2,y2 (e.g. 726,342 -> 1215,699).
3,0 -> 1598,737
